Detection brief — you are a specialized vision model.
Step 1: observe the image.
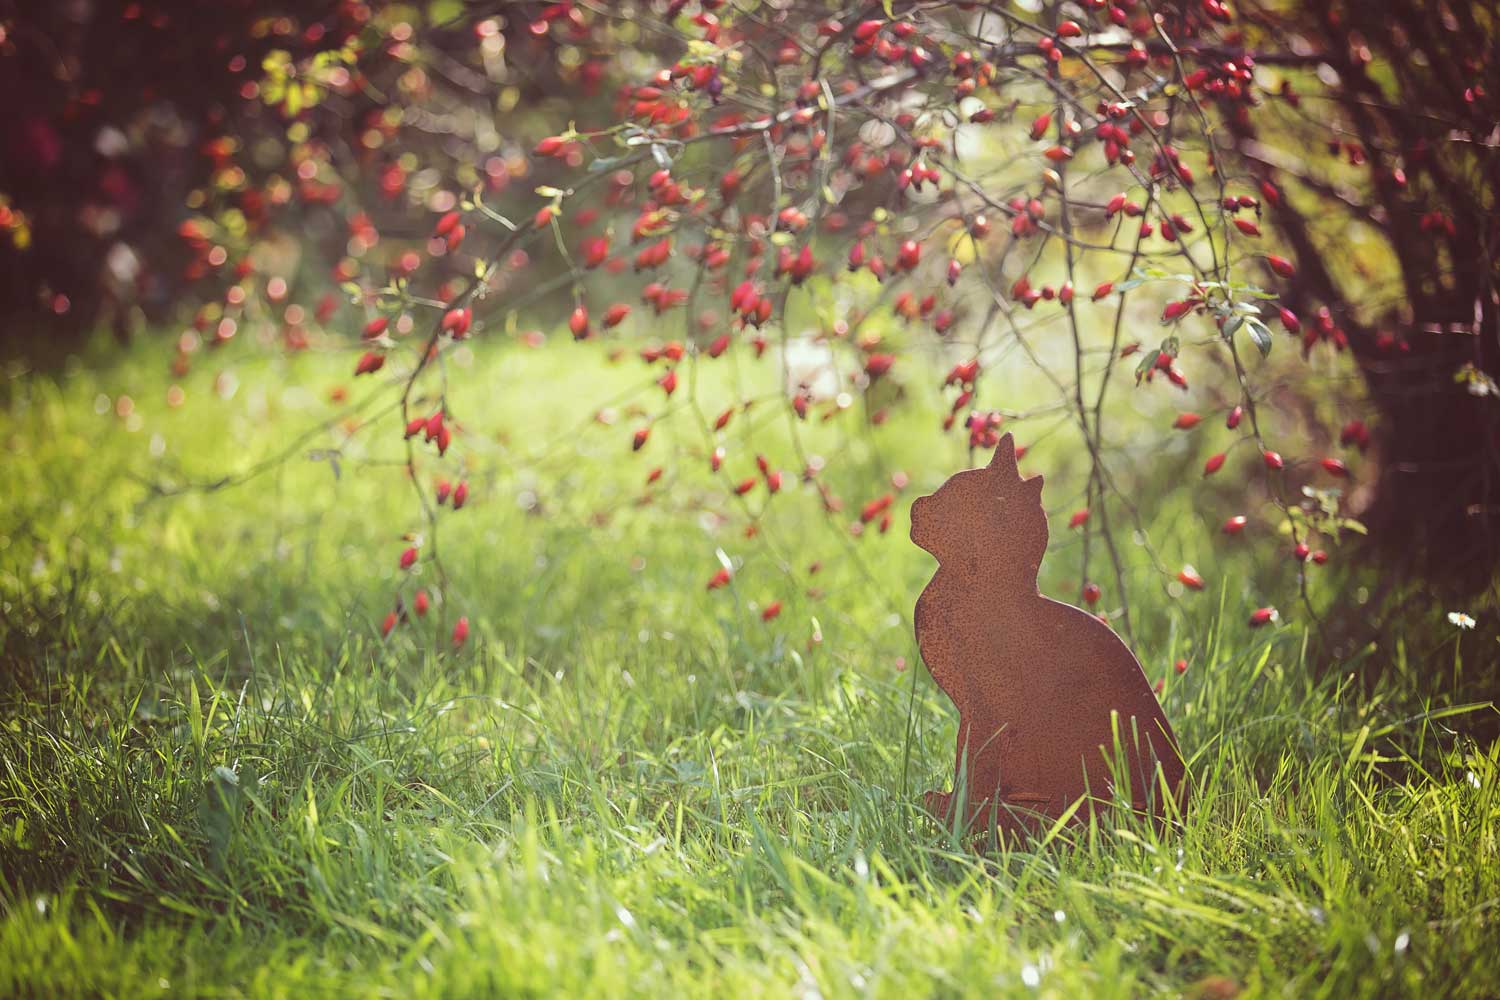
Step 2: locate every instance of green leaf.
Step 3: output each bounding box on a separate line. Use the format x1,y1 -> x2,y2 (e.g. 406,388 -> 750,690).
588,155 -> 627,173
1135,336 -> 1179,384
1245,319 -> 1273,358
188,677 -> 204,751
1134,351 -> 1155,384
199,766 -> 245,871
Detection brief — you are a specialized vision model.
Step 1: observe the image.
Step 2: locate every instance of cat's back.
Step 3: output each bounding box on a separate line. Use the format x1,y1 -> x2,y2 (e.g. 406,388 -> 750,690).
1025,598 -> 1172,729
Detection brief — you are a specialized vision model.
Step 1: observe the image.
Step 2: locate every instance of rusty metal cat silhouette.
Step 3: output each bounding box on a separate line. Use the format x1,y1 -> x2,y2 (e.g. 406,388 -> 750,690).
912,434 -> 1188,840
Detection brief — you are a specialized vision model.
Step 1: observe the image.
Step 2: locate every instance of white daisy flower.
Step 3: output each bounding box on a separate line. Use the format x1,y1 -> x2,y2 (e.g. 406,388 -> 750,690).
1447,611 -> 1476,630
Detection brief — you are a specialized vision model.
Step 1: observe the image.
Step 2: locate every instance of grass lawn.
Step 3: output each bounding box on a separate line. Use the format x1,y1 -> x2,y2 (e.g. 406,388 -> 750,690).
1,337 -> 1497,998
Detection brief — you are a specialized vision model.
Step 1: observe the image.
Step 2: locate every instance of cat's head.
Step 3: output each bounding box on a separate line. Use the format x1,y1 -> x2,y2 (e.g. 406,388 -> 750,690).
910,434 -> 1047,582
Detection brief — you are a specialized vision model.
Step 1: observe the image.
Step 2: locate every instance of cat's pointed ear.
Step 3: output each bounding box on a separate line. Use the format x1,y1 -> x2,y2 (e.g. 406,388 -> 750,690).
987,433 -> 1019,479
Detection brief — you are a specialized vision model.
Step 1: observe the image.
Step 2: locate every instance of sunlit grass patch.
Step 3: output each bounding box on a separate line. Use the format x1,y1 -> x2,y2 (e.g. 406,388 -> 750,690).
0,340 -> 1496,998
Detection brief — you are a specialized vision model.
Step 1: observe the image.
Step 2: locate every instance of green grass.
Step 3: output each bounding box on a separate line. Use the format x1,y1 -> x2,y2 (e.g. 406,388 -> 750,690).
1,338 -> 1497,998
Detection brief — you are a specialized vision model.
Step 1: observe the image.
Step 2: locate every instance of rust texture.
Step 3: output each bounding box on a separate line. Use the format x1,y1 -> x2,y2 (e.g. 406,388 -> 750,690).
912,434 -> 1188,839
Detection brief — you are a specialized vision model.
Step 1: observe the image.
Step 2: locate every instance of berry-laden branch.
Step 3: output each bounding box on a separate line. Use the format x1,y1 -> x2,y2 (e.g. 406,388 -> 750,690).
162,0 -> 1414,651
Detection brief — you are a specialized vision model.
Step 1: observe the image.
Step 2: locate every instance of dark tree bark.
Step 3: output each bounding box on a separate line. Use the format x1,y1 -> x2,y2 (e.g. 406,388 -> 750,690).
1235,0 -> 1500,593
